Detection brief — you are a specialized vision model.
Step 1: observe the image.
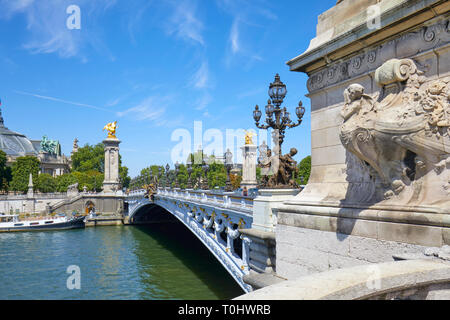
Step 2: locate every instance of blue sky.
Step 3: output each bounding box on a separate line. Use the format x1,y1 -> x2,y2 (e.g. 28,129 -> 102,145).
0,0 -> 335,177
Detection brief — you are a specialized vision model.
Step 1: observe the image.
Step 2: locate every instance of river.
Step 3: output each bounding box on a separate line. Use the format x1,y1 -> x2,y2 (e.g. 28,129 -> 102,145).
0,223 -> 243,299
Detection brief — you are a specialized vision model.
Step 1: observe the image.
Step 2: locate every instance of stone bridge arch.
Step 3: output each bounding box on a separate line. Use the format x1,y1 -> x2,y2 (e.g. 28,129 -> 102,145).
125,194 -> 252,293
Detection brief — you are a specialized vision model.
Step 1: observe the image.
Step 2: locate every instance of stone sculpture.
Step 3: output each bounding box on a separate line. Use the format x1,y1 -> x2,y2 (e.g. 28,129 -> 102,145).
339,58 -> 450,206
259,147 -> 299,189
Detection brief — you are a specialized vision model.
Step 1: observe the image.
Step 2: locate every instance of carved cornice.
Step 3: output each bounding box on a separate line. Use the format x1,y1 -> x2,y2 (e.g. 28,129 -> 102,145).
306,18 -> 450,93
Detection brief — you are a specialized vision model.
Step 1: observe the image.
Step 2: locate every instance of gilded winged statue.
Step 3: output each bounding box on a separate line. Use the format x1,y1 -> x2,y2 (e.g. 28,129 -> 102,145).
103,121 -> 118,138
244,130 -> 255,145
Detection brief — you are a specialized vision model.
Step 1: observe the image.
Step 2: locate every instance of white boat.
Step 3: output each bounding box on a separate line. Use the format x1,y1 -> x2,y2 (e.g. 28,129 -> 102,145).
0,214 -> 85,232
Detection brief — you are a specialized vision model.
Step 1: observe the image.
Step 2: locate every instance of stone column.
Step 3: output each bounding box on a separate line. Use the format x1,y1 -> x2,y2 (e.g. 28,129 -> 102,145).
26,173 -> 35,214
240,144 -> 258,189
102,137 -> 121,194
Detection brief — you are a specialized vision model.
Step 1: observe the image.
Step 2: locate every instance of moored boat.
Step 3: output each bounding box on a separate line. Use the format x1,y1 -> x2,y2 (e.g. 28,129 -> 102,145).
0,214 -> 85,232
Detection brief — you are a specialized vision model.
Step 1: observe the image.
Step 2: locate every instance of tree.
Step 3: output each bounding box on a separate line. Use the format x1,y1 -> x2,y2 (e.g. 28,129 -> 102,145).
71,143 -> 104,172
10,156 -> 40,192
176,164 -> 189,189
207,161 -> 226,189
36,173 -> 57,193
119,166 -> 131,189
56,173 -> 78,192
0,150 -> 11,191
230,173 -> 242,190
296,155 -> 311,185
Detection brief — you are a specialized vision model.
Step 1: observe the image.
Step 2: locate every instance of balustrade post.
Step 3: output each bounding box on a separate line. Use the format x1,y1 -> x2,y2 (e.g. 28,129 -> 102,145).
226,231 -> 234,254
241,235 -> 251,272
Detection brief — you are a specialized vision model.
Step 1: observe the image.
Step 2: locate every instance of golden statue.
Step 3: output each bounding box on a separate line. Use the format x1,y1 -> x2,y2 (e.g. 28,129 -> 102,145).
103,121 -> 118,138
244,130 -> 255,145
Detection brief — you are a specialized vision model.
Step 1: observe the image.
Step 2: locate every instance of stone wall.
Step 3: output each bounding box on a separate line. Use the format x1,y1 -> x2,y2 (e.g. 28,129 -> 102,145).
50,194 -> 124,215
0,193 -> 66,215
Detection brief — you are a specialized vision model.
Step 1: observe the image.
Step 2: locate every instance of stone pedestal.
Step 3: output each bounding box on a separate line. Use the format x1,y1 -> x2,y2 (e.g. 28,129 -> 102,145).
252,189 -> 299,232
102,137 -> 121,194
240,188 -> 299,284
240,144 -> 257,189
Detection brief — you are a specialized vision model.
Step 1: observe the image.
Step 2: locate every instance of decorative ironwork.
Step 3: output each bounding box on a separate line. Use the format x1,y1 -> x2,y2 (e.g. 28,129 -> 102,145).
253,74 -> 305,188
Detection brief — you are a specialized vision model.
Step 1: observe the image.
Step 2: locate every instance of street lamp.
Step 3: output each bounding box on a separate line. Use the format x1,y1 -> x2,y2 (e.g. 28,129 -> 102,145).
187,157 -> 193,189
253,74 -> 305,152
201,161 -> 209,190
165,163 -> 170,188
175,162 -> 180,188
224,149 -> 233,192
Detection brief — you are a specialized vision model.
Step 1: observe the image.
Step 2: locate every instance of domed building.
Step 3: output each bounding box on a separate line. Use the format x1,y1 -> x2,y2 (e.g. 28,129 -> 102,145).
0,107 -> 70,177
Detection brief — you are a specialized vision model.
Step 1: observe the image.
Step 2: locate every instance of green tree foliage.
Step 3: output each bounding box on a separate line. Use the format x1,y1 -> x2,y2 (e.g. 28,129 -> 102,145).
119,166 -> 131,189
71,170 -> 104,192
207,161 -> 226,189
176,164 -> 189,189
71,143 -> 104,172
55,173 -> 78,192
10,156 -> 40,192
0,150 -> 11,191
71,142 -> 130,190
296,155 -> 311,185
36,173 -> 57,193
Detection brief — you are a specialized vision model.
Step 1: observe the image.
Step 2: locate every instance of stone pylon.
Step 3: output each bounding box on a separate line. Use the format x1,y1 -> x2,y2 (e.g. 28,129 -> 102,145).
240,144 -> 258,190
102,136 -> 121,194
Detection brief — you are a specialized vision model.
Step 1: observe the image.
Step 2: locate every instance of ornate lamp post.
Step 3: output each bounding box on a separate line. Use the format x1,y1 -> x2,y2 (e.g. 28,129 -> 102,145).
202,161 -> 209,190
187,157 -> 193,189
165,163 -> 170,188
253,74 -> 305,153
157,166 -> 162,185
252,74 -> 305,188
224,149 -> 233,192
174,162 -> 180,188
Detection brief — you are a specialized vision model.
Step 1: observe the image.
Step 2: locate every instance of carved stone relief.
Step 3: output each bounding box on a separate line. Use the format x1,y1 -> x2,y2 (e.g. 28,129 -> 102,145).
307,18 -> 450,94
339,58 -> 450,207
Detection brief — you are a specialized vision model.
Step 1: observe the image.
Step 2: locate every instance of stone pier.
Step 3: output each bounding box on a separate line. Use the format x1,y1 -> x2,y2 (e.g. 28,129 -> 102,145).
276,0 -> 450,282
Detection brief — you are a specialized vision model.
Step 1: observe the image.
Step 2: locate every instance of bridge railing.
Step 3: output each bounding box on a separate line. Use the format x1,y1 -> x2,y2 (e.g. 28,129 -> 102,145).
156,188 -> 254,213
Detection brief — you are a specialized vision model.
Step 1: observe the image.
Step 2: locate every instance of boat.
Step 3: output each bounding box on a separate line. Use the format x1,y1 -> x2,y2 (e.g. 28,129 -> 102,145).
0,214 -> 85,232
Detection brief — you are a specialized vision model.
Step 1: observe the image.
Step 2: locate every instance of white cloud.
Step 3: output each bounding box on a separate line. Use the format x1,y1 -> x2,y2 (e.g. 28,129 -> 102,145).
116,95 -> 184,128
0,0 -> 115,60
217,0 -> 277,66
230,19 -> 240,54
164,0 -> 204,46
194,93 -> 213,111
189,61 -> 210,89
116,96 -> 167,121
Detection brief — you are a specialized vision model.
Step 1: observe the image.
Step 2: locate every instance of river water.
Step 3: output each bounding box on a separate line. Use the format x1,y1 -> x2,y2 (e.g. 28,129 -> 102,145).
0,223 -> 243,300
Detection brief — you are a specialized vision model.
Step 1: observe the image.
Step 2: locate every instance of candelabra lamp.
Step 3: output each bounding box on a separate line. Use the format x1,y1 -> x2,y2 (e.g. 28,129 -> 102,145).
252,74 -> 305,188
224,149 -> 233,192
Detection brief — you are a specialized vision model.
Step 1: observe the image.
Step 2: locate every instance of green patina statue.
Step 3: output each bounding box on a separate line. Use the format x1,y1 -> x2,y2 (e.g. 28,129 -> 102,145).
40,135 -> 61,156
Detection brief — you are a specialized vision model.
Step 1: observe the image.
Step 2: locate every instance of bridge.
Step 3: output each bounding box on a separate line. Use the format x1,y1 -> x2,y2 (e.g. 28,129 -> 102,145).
125,188 -> 258,293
